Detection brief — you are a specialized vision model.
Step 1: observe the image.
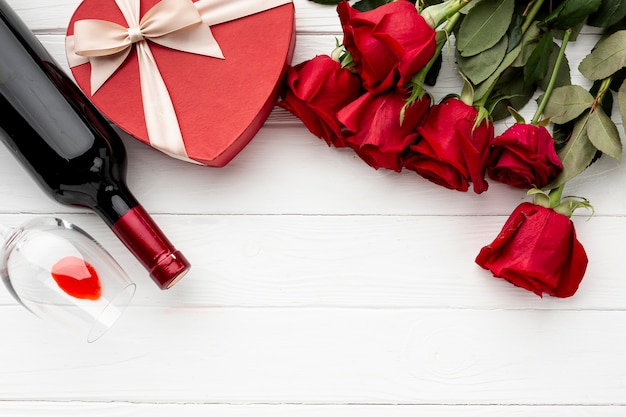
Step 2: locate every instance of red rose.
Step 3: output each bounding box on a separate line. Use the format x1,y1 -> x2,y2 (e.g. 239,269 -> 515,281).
476,202 -> 588,298
487,123 -> 563,189
337,0 -> 436,94
337,88 -> 431,172
279,55 -> 362,147
404,97 -> 493,193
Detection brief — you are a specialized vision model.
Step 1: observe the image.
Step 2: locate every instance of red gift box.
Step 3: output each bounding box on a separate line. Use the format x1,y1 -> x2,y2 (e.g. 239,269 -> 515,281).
65,0 -> 295,166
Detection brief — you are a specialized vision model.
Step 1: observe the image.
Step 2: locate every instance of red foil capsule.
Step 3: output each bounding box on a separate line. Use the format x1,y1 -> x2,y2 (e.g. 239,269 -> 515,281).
111,205 -> 191,289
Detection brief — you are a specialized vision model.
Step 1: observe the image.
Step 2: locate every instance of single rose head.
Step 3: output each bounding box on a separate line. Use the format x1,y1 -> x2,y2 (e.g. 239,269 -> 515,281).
337,0 -> 436,94
404,97 -> 493,193
279,55 -> 362,148
475,202 -> 588,298
337,88 -> 430,172
487,123 -> 563,189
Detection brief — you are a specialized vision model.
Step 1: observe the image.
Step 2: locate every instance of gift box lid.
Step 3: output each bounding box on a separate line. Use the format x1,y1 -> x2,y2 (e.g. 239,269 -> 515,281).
66,0 -> 295,166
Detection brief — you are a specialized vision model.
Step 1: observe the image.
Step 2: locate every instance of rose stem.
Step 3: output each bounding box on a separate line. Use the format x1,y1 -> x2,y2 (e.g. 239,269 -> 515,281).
521,0 -> 546,34
441,0 -> 472,26
592,77 -> 613,111
425,13 -> 461,79
531,28 -> 573,125
408,12 -> 462,101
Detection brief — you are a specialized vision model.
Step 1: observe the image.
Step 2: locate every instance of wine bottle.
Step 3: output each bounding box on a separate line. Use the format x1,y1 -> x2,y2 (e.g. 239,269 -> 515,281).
0,0 -> 190,289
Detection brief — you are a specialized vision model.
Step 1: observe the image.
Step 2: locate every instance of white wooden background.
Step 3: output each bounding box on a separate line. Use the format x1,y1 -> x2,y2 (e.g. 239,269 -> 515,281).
1,0 -> 625,415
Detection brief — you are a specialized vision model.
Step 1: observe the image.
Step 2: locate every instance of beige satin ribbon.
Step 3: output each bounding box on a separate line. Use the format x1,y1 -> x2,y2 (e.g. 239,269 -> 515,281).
66,0 -> 291,162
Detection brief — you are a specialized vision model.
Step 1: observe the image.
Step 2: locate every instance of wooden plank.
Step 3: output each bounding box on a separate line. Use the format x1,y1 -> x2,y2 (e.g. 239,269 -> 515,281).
0,402 -> 625,416
0,306 -> 625,405
4,0 -> 343,33
4,0 -> 80,31
0,214 -> 624,310
0,121 -> 623,216
6,0 -> 608,35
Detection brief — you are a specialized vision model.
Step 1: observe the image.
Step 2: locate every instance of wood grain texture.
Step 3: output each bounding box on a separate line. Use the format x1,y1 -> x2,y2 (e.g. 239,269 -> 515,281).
1,307 -> 626,405
1,1 -> 625,415
1,214 -> 623,310
2,403 -> 625,416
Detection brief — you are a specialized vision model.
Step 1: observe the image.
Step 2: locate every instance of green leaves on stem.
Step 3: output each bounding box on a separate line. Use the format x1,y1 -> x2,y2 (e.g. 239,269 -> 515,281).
540,28 -> 626,189
455,0 -> 614,121
456,0 -> 568,116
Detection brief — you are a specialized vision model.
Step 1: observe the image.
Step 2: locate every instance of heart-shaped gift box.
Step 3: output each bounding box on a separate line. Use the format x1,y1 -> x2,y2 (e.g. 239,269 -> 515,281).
66,0 -> 295,166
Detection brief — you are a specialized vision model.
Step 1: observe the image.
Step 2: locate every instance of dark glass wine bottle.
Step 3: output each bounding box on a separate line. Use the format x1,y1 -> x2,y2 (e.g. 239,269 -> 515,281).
0,0 -> 190,289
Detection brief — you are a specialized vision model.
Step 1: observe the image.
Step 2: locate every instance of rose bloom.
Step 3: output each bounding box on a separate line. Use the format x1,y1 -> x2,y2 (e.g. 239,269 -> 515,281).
487,123 -> 563,189
337,0 -> 436,94
476,202 -> 588,298
279,55 -> 362,148
337,88 -> 431,172
404,97 -> 493,193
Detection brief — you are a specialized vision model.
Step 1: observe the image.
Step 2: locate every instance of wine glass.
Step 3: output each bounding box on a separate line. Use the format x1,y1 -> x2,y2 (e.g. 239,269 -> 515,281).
0,217 -> 136,342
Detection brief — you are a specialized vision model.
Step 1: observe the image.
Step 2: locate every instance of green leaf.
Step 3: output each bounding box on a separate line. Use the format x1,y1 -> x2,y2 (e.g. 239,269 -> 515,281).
457,0 -> 515,57
507,106 -> 526,124
545,114 -> 598,189
552,120 -> 576,151
457,0 -> 481,14
553,197 -> 594,218
588,0 -> 626,28
620,79 -> 626,134
587,107 -> 622,160
512,22 -> 542,67
353,0 -> 392,12
539,0 -> 601,30
556,0 -> 601,29
456,35 -> 508,85
579,30 -> 626,80
506,13 -> 524,53
307,0 -> 341,4
541,85 -> 594,124
539,41 -> 571,91
524,32 -> 553,87
473,42 -> 521,102
489,67 -> 536,121
528,188 -> 551,208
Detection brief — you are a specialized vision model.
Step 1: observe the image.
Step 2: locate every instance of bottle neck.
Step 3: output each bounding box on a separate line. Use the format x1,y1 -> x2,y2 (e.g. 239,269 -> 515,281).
94,188 -> 190,290
92,180 -> 139,227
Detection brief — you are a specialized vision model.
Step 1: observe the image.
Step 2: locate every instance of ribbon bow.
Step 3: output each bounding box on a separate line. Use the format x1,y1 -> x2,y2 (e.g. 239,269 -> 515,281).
67,0 -> 291,162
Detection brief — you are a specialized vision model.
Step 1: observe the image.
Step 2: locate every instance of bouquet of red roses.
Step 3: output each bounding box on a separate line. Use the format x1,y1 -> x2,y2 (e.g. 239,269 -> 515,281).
279,0 -> 626,298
